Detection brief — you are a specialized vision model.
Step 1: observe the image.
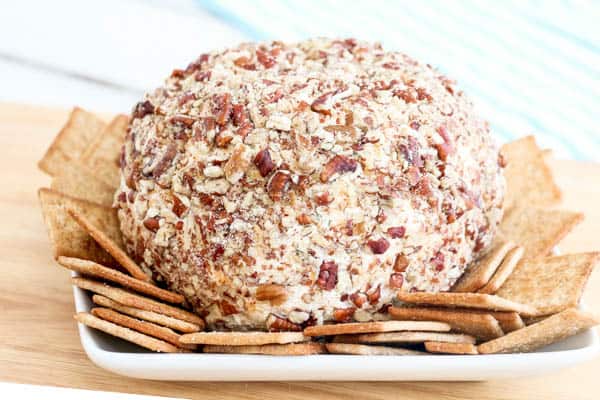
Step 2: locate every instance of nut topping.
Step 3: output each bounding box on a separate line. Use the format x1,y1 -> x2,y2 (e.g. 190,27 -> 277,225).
320,155 -> 358,183
333,307 -> 355,322
265,314 -> 302,331
317,261 -> 338,290
367,238 -> 390,254
143,217 -> 160,232
253,148 -> 275,177
267,171 -> 292,202
132,100 -> 154,119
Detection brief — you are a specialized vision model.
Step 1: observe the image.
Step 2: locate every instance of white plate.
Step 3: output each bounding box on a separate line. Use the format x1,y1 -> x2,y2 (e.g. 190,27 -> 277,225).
72,282 -> 600,381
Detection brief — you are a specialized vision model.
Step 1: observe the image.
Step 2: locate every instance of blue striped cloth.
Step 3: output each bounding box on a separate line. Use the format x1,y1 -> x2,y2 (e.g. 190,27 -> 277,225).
198,0 -> 599,161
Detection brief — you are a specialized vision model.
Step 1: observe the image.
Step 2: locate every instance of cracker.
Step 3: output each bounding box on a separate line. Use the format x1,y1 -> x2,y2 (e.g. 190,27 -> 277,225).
325,343 -> 425,356
500,206 -> 583,260
397,291 -> 538,316
67,208 -> 149,282
489,312 -> 525,333
388,306 -> 504,340
424,341 -> 478,355
452,240 -> 516,292
179,331 -> 308,346
478,308 -> 599,354
478,246 -> 524,294
303,320 -> 451,337
38,188 -> 117,266
91,307 -> 194,349
80,114 -> 128,188
51,159 -> 115,206
38,107 -> 106,176
92,295 -> 200,333
334,331 -> 476,345
203,342 -> 325,356
495,252 -> 600,316
74,312 -> 181,353
72,277 -> 204,327
58,256 -> 183,304
501,135 -> 561,209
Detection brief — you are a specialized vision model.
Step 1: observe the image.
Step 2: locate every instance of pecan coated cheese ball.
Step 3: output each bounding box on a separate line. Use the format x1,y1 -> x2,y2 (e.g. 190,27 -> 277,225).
117,38 -> 505,330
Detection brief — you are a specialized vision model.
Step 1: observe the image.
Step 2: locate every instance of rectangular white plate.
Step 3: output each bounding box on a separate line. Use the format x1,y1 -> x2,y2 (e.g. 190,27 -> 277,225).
72,282 -> 599,381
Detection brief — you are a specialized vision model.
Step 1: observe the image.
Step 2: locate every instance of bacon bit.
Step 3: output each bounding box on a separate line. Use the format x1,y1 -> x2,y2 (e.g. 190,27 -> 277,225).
296,214 -> 312,225
367,285 -> 381,304
320,155 -> 358,183
314,191 -> 334,206
435,126 -> 455,161
367,238 -> 390,254
382,62 -> 400,70
132,100 -> 154,119
333,307 -> 355,322
350,292 -> 367,308
387,226 -> 406,239
317,261 -> 338,290
214,93 -> 232,126
170,115 -> 195,127
394,254 -> 409,272
256,49 -> 276,68
416,88 -> 433,102
172,195 -> 188,217
253,148 -> 275,177
233,56 -> 256,70
194,70 -> 211,82
143,217 -> 160,232
431,251 -> 445,272
219,300 -> 238,316
266,314 -> 301,332
267,171 -> 291,201
389,273 -> 404,289
152,143 -> 177,178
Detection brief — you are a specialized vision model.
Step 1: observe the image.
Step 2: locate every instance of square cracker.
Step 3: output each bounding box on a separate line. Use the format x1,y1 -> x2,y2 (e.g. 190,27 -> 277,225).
67,208 -> 149,281
495,252 -> 600,316
38,188 -> 118,266
489,312 -> 525,333
303,320 -> 450,337
72,277 -> 204,327
203,343 -> 325,355
478,308 -> 599,354
388,306 -> 504,340
51,159 -> 115,206
424,341 -> 478,355
58,256 -> 182,303
179,331 -> 309,346
325,343 -> 425,356
334,331 -> 476,345
452,240 -> 515,292
74,312 -> 182,353
80,114 -> 128,188
478,246 -> 524,294
500,206 -> 583,260
397,291 -> 537,316
501,135 -> 561,209
92,295 -> 200,333
38,107 -> 106,176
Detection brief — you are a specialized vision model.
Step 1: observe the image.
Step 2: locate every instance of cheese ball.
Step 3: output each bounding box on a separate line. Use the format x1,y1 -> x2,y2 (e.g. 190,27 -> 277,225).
116,38 -> 505,330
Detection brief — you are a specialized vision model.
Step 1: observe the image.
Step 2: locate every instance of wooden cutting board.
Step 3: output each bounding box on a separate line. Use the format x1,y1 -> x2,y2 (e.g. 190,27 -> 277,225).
0,102 -> 598,399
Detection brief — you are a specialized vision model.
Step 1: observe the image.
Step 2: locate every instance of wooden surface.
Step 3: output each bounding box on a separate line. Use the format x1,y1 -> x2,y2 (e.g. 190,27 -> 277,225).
1,102 -> 599,399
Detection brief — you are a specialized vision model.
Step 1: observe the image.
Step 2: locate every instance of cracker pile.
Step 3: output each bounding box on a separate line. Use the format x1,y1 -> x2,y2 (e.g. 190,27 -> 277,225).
38,109 -> 599,356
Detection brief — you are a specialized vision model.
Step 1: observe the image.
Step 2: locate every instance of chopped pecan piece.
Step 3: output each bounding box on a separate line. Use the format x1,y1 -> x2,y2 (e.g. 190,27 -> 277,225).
311,90 -> 336,115
389,273 -> 404,288
320,155 -> 358,182
143,217 -> 160,232
350,292 -> 367,308
267,171 -> 291,201
434,126 -> 455,161
214,93 -> 232,126
317,261 -> 338,290
172,195 -> 188,217
224,144 -> 249,184
219,300 -> 238,316
266,314 -> 302,332
314,191 -> 333,206
296,213 -> 312,225
256,284 -> 287,305
387,226 -> 406,239
194,70 -> 211,82
367,238 -> 390,254
367,285 -> 381,304
152,143 -> 177,178
132,100 -> 154,119
253,148 -> 275,177
394,254 -> 409,272
256,49 -> 276,68
215,132 -> 233,148
170,115 -> 195,127
431,251 -> 445,271
333,307 -> 355,322
233,56 -> 256,70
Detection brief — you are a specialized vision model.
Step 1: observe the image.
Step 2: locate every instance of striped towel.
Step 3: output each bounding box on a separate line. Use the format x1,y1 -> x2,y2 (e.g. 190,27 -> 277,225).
198,0 -> 599,161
